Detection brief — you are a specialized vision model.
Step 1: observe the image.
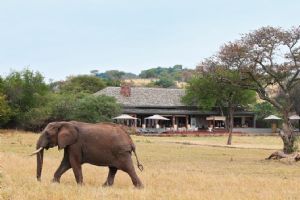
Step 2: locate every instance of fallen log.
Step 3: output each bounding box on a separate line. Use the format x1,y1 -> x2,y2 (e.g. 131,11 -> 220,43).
266,151 -> 300,161
266,151 -> 289,160
295,154 -> 300,162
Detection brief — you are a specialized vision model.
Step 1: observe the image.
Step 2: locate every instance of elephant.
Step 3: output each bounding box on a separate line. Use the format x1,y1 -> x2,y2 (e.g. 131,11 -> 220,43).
31,121 -> 144,188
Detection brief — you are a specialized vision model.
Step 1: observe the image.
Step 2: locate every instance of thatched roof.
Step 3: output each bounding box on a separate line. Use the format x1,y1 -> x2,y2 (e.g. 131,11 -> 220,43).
94,87 -> 185,107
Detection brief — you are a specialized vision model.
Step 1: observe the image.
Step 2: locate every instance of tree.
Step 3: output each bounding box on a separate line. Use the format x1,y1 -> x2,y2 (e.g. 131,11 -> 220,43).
182,69 -> 256,145
154,76 -> 176,88
213,26 -> 300,153
139,65 -> 188,82
291,85 -> 300,129
0,94 -> 12,126
95,70 -> 137,86
250,102 -> 278,128
60,75 -> 105,94
70,95 -> 121,123
3,69 -> 50,129
48,93 -> 79,121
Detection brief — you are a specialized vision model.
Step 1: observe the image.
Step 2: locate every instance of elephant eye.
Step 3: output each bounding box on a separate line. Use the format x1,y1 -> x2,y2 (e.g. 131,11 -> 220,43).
45,131 -> 50,138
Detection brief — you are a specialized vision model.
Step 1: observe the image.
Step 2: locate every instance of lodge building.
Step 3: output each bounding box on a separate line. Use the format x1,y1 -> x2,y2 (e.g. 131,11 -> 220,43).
95,85 -> 256,130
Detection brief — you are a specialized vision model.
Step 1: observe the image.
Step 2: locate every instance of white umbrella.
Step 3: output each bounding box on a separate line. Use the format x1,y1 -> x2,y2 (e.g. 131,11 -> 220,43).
264,115 -> 281,120
145,114 -> 170,120
264,115 -> 281,134
144,114 -> 169,129
113,114 -> 137,120
289,115 -> 300,120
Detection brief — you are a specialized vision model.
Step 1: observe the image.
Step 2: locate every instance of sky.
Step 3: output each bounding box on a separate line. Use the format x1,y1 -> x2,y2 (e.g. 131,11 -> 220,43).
0,0 -> 299,82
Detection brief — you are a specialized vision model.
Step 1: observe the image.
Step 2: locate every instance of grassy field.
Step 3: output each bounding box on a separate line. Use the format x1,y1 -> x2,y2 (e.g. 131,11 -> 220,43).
1,130 -> 300,200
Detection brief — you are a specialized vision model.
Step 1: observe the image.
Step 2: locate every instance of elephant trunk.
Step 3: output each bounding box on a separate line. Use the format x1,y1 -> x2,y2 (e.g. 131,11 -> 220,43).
35,134 -> 47,181
36,148 -> 44,181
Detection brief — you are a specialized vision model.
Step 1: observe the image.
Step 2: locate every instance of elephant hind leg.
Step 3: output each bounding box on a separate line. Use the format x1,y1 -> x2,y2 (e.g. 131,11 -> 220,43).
102,166 -> 118,187
120,157 -> 143,189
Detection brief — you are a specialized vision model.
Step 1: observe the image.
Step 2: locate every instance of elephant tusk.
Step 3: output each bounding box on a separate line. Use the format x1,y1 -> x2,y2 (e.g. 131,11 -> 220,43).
30,147 -> 43,156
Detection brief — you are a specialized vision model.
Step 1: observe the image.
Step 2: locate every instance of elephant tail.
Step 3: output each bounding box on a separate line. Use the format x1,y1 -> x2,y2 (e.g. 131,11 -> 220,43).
132,144 -> 144,172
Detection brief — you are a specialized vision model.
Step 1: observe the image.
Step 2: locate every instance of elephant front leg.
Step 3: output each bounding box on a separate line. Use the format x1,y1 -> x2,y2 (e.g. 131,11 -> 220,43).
103,167 -> 118,187
53,150 -> 71,183
69,151 -> 83,184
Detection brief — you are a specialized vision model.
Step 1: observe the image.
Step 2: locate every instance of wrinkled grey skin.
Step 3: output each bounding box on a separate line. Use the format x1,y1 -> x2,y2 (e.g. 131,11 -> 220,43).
35,121 -> 143,188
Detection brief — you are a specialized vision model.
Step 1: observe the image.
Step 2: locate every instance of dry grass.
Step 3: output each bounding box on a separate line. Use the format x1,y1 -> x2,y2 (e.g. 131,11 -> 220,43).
1,131 -> 300,200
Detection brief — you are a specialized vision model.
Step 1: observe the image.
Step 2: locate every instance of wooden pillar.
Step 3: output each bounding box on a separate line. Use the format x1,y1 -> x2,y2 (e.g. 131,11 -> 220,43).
185,115 -> 189,128
133,114 -> 137,127
172,115 -> 176,129
271,122 -> 277,133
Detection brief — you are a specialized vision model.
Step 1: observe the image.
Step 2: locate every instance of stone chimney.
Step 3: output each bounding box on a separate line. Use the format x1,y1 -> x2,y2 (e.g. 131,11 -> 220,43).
120,83 -> 131,97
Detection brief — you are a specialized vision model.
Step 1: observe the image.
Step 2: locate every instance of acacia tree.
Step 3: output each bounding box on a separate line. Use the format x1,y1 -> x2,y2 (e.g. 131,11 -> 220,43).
291,85 -> 300,129
214,26 -> 300,153
183,68 -> 256,145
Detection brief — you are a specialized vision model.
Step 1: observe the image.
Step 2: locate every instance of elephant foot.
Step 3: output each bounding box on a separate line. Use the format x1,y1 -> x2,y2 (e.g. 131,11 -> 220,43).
77,182 -> 84,186
102,181 -> 113,187
135,183 -> 144,189
52,178 -> 60,183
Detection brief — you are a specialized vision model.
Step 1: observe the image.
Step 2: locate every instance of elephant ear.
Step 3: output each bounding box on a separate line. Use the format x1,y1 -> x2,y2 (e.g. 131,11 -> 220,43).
58,123 -> 78,149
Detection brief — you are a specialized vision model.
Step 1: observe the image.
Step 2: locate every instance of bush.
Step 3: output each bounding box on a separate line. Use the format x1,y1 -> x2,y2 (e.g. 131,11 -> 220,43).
60,75 -> 105,94
0,94 -> 12,127
70,95 -> 121,123
48,93 -> 79,121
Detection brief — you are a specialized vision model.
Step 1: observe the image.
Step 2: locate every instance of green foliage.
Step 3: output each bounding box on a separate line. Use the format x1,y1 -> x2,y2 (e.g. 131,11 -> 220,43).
183,71 -> 256,111
70,95 -> 121,123
251,102 -> 278,121
20,106 -> 51,131
182,69 -> 256,136
96,70 -> 137,86
48,93 -> 79,121
97,70 -> 125,80
102,79 -> 122,87
291,84 -> 300,115
0,94 -> 12,126
2,69 -> 50,129
139,65 -> 181,79
0,76 -> 4,94
4,69 -> 49,111
145,81 -> 156,88
156,77 -> 175,88
139,65 -> 190,82
60,75 -> 105,94
47,92 -> 122,123
182,76 -> 217,110
0,69 -> 123,130
250,102 -> 278,128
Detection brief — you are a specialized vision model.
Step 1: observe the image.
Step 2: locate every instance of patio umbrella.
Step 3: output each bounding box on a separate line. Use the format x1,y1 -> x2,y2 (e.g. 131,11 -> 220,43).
289,115 -> 300,132
145,114 -> 170,120
113,114 -> 137,120
144,115 -> 169,129
112,114 -> 138,126
264,115 -> 281,133
289,115 -> 300,120
264,115 -> 281,120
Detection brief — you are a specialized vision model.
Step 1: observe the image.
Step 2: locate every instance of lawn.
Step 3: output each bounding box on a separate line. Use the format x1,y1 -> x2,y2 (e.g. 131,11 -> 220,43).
1,130 -> 300,200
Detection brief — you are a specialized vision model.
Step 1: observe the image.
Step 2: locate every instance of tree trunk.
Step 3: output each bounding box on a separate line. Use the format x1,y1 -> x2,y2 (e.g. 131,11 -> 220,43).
227,105 -> 234,145
280,113 -> 296,154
